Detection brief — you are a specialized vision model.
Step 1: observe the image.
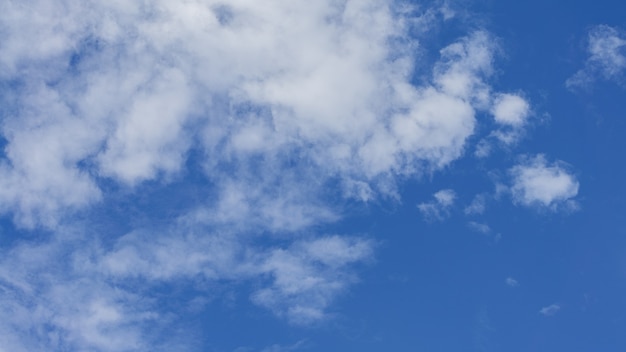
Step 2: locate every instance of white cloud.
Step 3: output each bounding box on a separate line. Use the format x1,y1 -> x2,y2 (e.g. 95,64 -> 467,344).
567,25 -> 626,89
471,93 -> 532,155
474,138 -> 492,158
96,68 -> 194,185
200,175 -> 339,234
418,189 -> 456,221
434,31 -> 494,104
539,304 -> 561,317
0,222 -> 374,350
259,340 -> 308,352
252,236 -> 374,325
0,1 -> 511,227
489,93 -> 531,145
0,232 -> 155,352
491,93 -> 530,127
468,221 -> 491,234
505,277 -> 519,287
0,0 -> 545,349
0,83 -> 103,228
102,224 -> 375,327
510,155 -> 579,210
464,194 -> 487,215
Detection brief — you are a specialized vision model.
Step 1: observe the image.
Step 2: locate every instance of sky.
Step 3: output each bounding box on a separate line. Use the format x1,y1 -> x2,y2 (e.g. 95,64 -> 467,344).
0,0 -> 625,351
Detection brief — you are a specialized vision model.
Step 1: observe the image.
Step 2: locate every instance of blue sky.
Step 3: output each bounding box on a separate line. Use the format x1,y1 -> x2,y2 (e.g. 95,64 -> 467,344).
0,0 -> 625,351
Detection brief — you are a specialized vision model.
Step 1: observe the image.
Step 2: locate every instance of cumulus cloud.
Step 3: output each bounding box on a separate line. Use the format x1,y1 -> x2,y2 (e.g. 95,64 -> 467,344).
0,0 -> 547,350
0,0 -> 512,227
567,25 -> 626,89
491,94 -> 530,127
470,92 -> 531,158
418,189 -> 456,221
510,155 -> 579,210
539,304 -> 561,317
490,93 -> 531,144
472,93 -> 532,157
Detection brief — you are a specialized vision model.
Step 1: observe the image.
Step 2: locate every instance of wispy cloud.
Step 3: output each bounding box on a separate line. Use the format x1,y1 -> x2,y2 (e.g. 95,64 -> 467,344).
567,25 -> 626,89
468,221 -> 491,234
260,340 -> 309,352
0,223 -> 374,350
418,189 -> 456,221
251,236 -> 374,325
0,229 -> 157,352
465,194 -> 487,215
505,277 -> 519,287
539,304 -> 561,317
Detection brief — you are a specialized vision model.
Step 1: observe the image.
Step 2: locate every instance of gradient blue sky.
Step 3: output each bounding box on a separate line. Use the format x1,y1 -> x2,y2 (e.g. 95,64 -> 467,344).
1,0 -> 625,351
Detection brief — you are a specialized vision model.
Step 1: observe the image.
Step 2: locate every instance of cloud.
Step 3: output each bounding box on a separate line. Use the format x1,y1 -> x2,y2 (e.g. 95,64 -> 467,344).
539,304 -> 561,317
251,235 -> 375,325
101,226 -> 374,326
418,189 -> 456,221
474,139 -> 492,158
472,93 -> 532,157
260,340 -> 309,352
473,309 -> 496,352
489,93 -> 531,145
468,221 -> 491,234
567,25 -> 626,89
505,277 -> 519,287
0,223 -> 374,350
509,155 -> 579,210
465,194 -> 487,215
0,0 -> 548,350
471,92 -> 531,158
0,231 -> 156,352
491,94 -> 530,127
468,220 -> 500,243
0,1 -> 511,228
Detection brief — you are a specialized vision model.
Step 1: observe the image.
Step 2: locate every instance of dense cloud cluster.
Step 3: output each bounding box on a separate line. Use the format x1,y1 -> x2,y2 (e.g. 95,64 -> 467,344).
0,0 -> 533,227
0,1 -> 581,351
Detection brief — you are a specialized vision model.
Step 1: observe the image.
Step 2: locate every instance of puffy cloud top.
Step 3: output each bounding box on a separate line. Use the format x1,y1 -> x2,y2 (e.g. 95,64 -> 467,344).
0,0 -> 510,228
0,1 -> 579,351
491,94 -> 530,127
510,155 -> 579,210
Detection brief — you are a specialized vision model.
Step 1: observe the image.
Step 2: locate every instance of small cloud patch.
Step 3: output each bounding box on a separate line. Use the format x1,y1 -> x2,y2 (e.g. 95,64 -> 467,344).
505,277 -> 519,287
418,189 -> 456,221
539,304 -> 561,317
510,155 -> 579,211
491,94 -> 530,127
